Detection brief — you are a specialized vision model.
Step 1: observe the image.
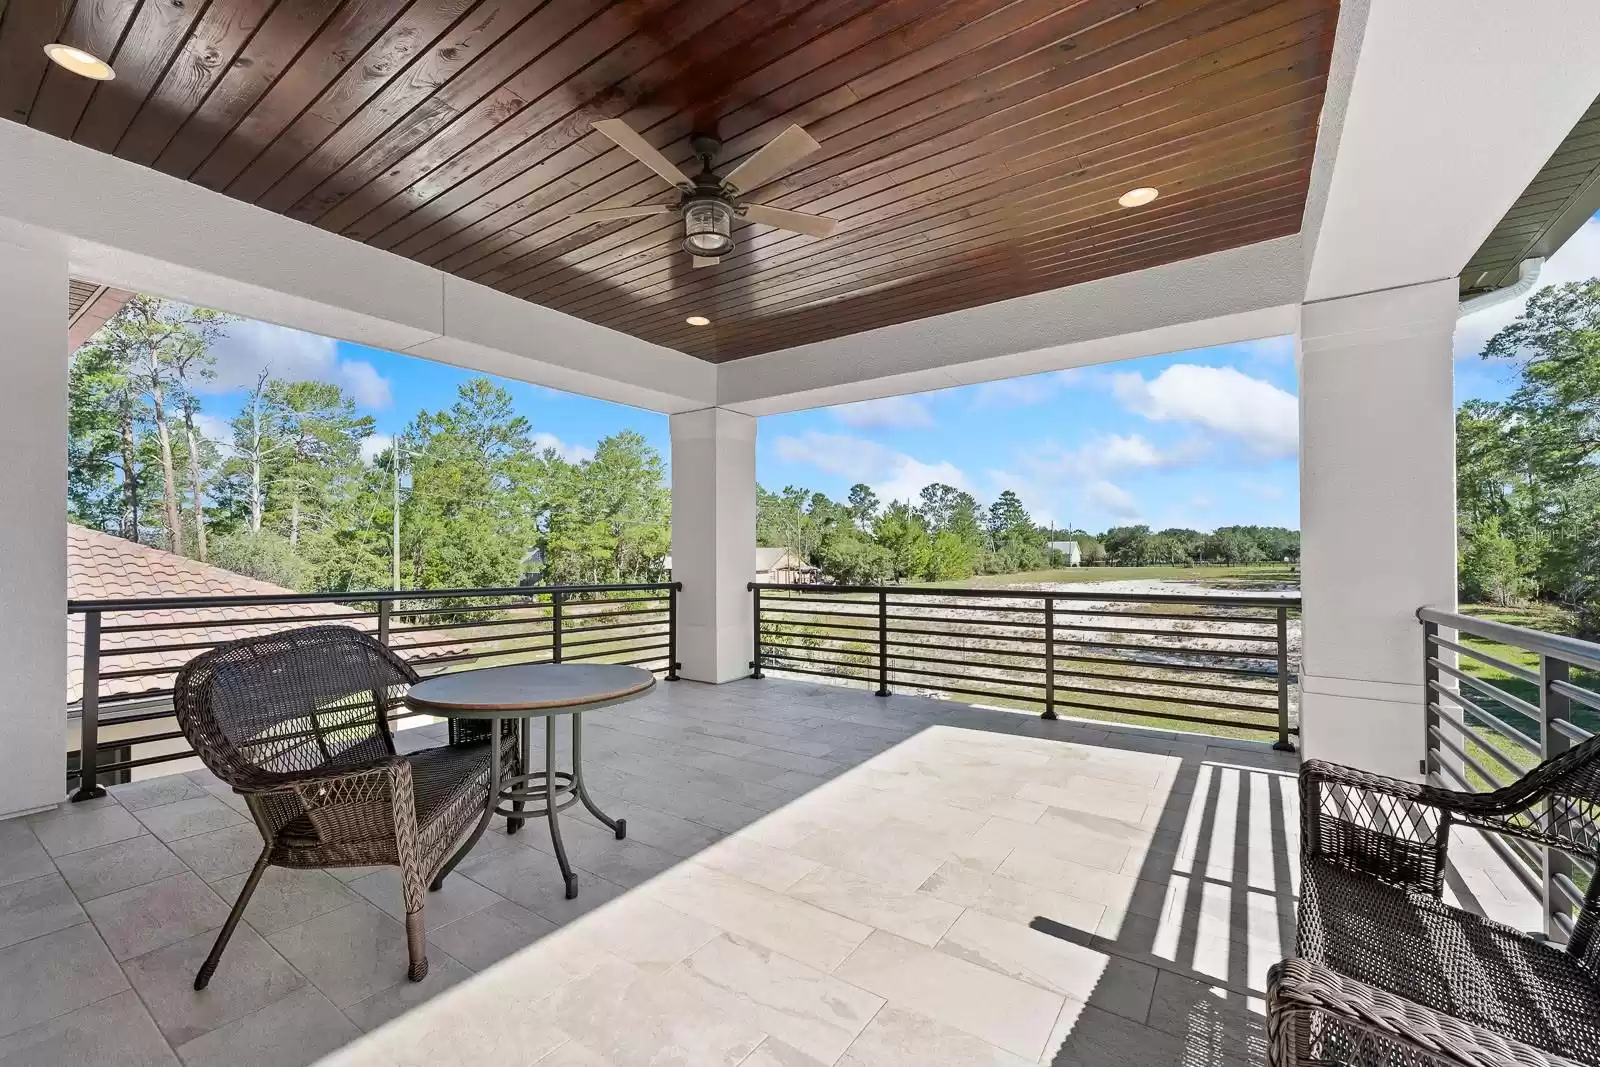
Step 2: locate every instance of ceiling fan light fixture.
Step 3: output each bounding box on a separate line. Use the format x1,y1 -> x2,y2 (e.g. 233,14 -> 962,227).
682,197 -> 734,258
43,42 -> 115,80
1118,186 -> 1159,208
686,315 -> 711,326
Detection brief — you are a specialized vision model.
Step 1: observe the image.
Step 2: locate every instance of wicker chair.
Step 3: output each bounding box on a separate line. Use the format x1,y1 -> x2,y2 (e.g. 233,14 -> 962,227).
173,625 -> 514,990
1268,737 -> 1600,1066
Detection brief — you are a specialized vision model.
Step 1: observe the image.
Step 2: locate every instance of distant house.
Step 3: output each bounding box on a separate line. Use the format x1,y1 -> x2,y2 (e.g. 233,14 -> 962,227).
754,546 -> 817,584
1047,540 -> 1083,566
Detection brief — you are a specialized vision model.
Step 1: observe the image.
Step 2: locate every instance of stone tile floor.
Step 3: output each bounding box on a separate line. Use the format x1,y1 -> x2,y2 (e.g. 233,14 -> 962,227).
0,677 -> 1537,1066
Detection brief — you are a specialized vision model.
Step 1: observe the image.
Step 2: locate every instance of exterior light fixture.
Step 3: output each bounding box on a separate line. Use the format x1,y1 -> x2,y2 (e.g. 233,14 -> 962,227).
1118,187 -> 1159,208
685,315 -> 711,326
681,197 -> 734,258
43,43 -> 115,81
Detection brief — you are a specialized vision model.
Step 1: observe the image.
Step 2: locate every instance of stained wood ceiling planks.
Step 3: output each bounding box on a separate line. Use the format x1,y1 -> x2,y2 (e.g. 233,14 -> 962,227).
1,0 -> 1339,361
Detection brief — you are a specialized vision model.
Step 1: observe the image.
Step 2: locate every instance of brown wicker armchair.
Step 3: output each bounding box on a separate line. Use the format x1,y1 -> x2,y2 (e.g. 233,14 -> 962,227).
173,625 -> 514,990
1268,738 -> 1600,1067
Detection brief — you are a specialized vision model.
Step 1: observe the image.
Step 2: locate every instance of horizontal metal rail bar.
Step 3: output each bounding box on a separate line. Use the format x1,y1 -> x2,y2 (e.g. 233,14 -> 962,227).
754,581 -> 1300,608
1552,872 -> 1585,912
1428,706 -> 1530,782
759,661 -> 874,683
1549,678 -> 1600,714
385,615 -> 551,636
760,648 -> 875,671
1550,715 -> 1596,743
884,660 -> 1274,715
1418,606 -> 1600,674
100,610 -> 371,634
1049,697 -> 1281,734
1428,680 -> 1541,756
559,631 -> 669,652
1432,764 -> 1545,900
1428,658 -> 1544,725
1425,635 -> 1541,685
1052,634 -> 1277,663
560,619 -> 670,639
1048,605 -> 1282,625
72,582 -> 680,614
1058,649 -> 1277,679
1429,722 -> 1518,791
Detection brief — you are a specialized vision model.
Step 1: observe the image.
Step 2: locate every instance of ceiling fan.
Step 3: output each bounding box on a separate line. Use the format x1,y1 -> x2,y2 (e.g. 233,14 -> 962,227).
564,119 -> 838,266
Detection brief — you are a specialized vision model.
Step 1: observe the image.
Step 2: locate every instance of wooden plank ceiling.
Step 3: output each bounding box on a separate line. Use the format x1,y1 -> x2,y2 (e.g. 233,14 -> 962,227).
1,0 -> 1339,362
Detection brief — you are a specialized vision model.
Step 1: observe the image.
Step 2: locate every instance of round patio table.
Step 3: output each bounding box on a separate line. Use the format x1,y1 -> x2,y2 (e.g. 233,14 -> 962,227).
406,663 -> 655,899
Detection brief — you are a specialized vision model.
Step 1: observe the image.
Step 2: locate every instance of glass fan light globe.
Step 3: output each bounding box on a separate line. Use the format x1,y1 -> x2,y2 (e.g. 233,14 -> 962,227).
682,198 -> 734,257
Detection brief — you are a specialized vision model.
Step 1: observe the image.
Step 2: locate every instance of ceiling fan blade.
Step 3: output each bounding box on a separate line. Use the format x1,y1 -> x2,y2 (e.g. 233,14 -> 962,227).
692,256 -> 720,268
591,119 -> 694,190
565,204 -> 673,224
722,125 -> 820,194
742,203 -> 837,238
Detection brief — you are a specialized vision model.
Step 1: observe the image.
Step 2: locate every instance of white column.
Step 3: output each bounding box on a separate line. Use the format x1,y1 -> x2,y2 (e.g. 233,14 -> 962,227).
670,407 -> 756,683
0,227 -> 69,818
1298,279 -> 1458,779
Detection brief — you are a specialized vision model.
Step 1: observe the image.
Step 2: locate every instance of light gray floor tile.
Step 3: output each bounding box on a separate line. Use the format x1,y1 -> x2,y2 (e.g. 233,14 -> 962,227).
568,894 -> 720,973
347,867 -> 500,931
341,956 -> 473,1031
133,797 -> 247,844
838,1004 -> 1035,1067
0,872 -> 86,949
212,867 -> 359,936
834,930 -> 1064,1061
917,861 -> 1105,933
428,898 -> 558,972
55,834 -> 188,902
0,820 -> 54,890
1142,969 -> 1265,1053
786,866 -> 964,947
694,836 -> 819,892
266,901 -> 446,1008
459,846 -> 628,926
789,829 -> 946,892
111,776 -> 208,813
27,801 -> 145,857
165,825 -> 264,882
0,990 -> 176,1067
671,933 -> 883,1063
122,922 -> 305,1046
1040,1002 -> 1187,1067
0,923 -> 129,1038
85,872 -> 230,960
739,1037 -> 830,1067
174,986 -> 360,1067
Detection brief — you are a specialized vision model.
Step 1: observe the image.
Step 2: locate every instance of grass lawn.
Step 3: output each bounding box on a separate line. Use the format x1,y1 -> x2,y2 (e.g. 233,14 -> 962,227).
915,563 -> 1298,590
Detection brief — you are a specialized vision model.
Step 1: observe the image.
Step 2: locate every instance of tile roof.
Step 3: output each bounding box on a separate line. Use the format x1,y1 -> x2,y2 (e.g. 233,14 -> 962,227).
67,524 -> 463,705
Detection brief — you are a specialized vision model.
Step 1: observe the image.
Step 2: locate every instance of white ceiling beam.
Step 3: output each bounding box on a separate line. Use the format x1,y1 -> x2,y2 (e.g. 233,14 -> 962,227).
1304,0 -> 1600,303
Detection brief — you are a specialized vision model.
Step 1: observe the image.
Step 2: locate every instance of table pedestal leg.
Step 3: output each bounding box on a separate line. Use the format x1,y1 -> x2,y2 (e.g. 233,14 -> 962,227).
507,717 -> 530,834
572,711 -> 625,840
545,715 -> 578,899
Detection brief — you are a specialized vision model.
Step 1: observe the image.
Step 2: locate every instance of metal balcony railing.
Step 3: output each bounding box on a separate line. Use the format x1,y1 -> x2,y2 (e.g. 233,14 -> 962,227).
749,582 -> 1300,747
1419,606 -> 1599,939
67,582 -> 681,800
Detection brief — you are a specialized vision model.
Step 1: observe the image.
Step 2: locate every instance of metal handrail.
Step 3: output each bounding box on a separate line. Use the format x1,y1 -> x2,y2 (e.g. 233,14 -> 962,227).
1418,605 -> 1600,941
69,582 -> 682,800
750,581 -> 1299,748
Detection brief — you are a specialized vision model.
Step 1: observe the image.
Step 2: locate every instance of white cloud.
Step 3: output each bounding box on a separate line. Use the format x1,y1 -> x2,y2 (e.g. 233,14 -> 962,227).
1111,364 -> 1298,457
360,433 -> 392,465
829,395 -> 934,429
532,432 -> 595,464
1087,480 -> 1140,520
190,412 -> 234,449
206,318 -> 394,409
1029,433 -> 1206,478
972,375 -> 1056,408
1240,478 -> 1285,502
773,431 -> 971,505
1455,212 -> 1600,360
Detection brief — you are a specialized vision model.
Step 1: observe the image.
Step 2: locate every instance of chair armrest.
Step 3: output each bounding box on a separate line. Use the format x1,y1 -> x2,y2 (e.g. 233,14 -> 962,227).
1268,957 -> 1584,1067
241,756 -> 419,848
1301,760 -> 1453,893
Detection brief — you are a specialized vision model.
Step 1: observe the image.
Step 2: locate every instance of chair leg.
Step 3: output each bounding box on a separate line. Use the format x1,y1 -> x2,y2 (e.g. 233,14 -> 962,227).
405,909 -> 429,982
195,848 -> 271,990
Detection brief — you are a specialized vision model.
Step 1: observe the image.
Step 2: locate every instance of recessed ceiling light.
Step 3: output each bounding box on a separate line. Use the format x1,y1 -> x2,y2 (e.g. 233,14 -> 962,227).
1118,186 -> 1158,208
686,315 -> 711,326
43,43 -> 115,81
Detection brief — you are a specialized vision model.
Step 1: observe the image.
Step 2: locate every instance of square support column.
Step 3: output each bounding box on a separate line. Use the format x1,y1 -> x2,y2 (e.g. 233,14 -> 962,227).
0,228 -> 69,819
1298,279 -> 1458,779
670,408 -> 756,683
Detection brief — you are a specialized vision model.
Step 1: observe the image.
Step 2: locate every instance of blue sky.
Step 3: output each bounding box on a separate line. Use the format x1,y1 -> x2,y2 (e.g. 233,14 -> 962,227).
185,211 -> 1600,535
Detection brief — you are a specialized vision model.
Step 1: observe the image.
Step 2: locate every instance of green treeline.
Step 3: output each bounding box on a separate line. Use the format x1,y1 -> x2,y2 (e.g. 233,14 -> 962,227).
1458,278 -> 1600,636
756,480 -> 1299,584
68,297 -> 671,591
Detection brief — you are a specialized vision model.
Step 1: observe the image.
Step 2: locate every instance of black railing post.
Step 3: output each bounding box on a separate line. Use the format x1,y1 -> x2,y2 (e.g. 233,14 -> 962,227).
1273,603 -> 1295,751
377,599 -> 391,648
73,610 -> 106,801
1042,595 -> 1057,720
876,590 -> 889,697
551,591 -> 564,664
666,583 -> 680,680
1540,652 -> 1573,940
1422,618 -> 1441,776
750,585 -> 764,679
